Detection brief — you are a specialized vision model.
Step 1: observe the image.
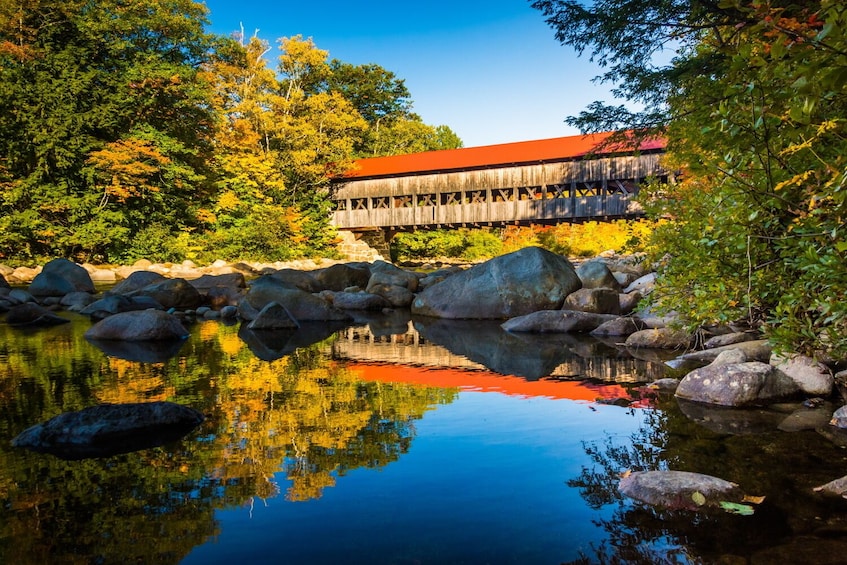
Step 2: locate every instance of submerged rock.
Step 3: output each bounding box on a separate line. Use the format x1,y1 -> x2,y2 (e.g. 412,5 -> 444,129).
11,401 -> 204,459
5,303 -> 69,327
619,470 -> 744,511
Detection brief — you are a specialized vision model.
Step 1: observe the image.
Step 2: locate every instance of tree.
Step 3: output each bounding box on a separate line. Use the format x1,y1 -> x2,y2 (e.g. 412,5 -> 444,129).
533,0 -> 847,358
273,36 -> 369,254
0,0 -> 218,262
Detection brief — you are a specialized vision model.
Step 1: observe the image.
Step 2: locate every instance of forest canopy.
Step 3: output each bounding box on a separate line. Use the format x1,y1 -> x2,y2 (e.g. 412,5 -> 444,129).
0,0 -> 462,264
532,0 -> 847,357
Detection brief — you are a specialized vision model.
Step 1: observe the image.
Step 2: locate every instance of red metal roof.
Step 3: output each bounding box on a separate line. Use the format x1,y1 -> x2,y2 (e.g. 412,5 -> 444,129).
345,131 -> 666,179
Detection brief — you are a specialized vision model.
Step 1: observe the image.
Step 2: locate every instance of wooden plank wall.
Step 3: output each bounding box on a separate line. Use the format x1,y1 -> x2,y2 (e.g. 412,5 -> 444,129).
331,151 -> 665,230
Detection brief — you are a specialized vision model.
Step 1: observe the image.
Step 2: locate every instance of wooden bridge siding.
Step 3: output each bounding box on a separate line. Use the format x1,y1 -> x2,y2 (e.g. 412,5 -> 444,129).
332,152 -> 664,229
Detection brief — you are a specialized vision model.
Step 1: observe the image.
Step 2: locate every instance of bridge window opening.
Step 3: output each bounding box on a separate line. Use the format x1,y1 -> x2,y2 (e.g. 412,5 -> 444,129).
547,184 -> 568,199
374,196 -> 390,209
351,198 -> 368,210
494,188 -> 513,202
576,182 -> 603,197
517,186 -> 542,200
335,199 -> 348,211
440,192 -> 462,205
469,190 -> 486,204
393,195 -> 414,208
417,194 -> 436,207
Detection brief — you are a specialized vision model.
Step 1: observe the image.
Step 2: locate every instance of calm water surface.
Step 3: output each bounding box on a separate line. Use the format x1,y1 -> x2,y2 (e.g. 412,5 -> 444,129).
2,312 -> 847,564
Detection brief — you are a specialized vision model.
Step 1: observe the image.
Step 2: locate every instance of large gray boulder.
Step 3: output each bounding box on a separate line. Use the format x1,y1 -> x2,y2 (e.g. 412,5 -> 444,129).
11,401 -> 204,459
241,276 -> 351,321
84,310 -> 189,341
675,361 -> 802,407
501,310 -> 618,333
29,258 -> 95,297
412,247 -> 581,319
367,261 -> 420,292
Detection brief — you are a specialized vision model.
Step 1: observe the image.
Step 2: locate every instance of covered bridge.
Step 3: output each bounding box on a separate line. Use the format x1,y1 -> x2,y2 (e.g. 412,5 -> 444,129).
330,131 -> 668,233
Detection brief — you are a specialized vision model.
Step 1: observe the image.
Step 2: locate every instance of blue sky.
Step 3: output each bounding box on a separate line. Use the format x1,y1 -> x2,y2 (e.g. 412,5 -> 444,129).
200,1 -> 612,148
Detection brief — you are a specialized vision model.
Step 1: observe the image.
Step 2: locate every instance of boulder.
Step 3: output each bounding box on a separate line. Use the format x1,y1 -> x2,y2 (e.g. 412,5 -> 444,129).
11,401 -> 204,459
313,263 -> 371,292
576,260 -> 622,292
623,272 -> 656,295
109,271 -> 167,295
563,287 -> 621,315
830,405 -> 847,428
704,331 -> 760,349
625,327 -> 693,350
241,276 -> 351,321
247,302 -> 300,330
267,269 -> 320,292
188,272 -> 247,291
59,291 -> 96,310
618,291 -> 642,315
84,310 -> 189,341
679,340 -> 773,364
28,258 -> 94,297
771,352 -> 833,396
80,294 -> 164,317
0,273 -> 9,289
367,261 -> 420,292
367,283 -> 415,308
675,361 -> 802,407
501,310 -> 618,333
128,278 -> 203,310
5,303 -> 69,327
619,470 -> 744,511
331,291 -> 390,311
412,247 -> 581,319
590,316 -> 648,337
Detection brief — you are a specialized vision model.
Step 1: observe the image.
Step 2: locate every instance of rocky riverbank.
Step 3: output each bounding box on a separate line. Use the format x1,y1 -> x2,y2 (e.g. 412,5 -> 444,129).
3,248 -> 847,474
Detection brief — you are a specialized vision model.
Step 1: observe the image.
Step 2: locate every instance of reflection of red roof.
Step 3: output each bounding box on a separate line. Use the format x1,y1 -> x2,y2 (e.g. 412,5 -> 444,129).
347,362 -> 635,403
345,132 -> 666,179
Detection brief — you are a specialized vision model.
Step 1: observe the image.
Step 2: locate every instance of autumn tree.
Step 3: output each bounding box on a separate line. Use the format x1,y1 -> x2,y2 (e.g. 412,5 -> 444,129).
0,0 -> 218,262
533,0 -> 847,358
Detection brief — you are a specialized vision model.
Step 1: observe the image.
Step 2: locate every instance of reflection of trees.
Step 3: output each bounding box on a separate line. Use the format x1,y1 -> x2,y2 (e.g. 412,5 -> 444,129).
564,395 -> 847,564
0,316 -> 457,563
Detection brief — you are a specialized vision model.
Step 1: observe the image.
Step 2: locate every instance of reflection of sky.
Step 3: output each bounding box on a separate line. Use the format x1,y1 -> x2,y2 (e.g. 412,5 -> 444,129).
201,0 -> 618,147
182,391 -> 648,564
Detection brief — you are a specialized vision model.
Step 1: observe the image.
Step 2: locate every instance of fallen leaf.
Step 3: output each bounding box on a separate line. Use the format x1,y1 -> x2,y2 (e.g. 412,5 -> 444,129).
691,491 -> 707,506
620,469 -> 632,479
742,495 -> 765,504
719,501 -> 755,516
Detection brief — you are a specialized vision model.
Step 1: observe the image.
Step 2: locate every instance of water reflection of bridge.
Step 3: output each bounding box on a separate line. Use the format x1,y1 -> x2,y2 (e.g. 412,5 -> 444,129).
332,320 -> 671,384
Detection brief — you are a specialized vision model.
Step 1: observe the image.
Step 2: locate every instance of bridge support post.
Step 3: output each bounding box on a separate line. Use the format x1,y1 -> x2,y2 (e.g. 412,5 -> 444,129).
337,229 -> 393,262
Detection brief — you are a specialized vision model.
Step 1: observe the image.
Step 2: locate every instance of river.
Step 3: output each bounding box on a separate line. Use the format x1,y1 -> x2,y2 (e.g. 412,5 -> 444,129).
1,311 -> 847,564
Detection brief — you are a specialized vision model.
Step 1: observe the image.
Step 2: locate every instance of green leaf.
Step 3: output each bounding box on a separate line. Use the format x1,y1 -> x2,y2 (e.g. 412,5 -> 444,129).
720,501 -> 755,515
